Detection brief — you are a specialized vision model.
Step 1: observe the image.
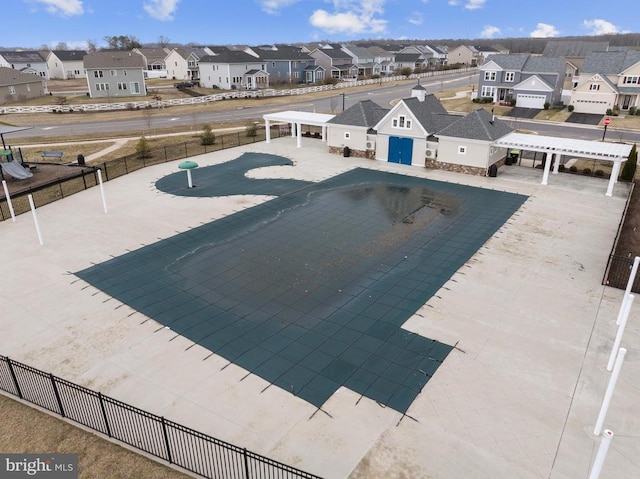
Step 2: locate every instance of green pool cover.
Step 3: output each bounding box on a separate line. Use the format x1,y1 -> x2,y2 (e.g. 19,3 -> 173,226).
77,154 -> 527,413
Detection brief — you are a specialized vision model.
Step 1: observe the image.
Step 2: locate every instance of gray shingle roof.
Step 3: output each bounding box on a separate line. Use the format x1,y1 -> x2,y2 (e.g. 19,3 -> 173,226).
522,56 -> 564,74
327,99 -> 389,127
255,46 -> 313,61
403,95 -> 449,132
394,53 -> 422,63
319,48 -> 352,59
542,40 -> 609,57
485,54 -> 528,70
200,50 -> 262,64
436,108 -> 513,141
0,67 -> 42,86
51,50 -> 86,61
83,51 -> 145,69
582,50 -> 640,74
135,47 -> 169,62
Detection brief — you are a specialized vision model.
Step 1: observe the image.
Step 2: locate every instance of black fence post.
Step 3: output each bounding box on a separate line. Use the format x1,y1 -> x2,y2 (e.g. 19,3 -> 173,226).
6,359 -> 23,399
98,392 -> 112,437
243,448 -> 250,479
103,163 -> 109,181
221,135 -> 224,149
164,146 -> 167,162
161,417 -> 173,464
50,373 -> 65,417
81,171 -> 87,190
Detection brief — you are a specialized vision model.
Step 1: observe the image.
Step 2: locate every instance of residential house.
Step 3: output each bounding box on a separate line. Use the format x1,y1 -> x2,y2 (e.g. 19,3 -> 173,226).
0,67 -> 46,105
133,47 -> 170,78
477,54 -> 565,108
570,49 -> 640,114
0,51 -> 49,79
424,45 -> 448,67
368,46 -> 396,76
250,45 -> 321,84
543,40 -> 610,101
397,46 -> 433,70
341,45 -> 380,77
325,99 -> 389,158
165,46 -> 209,82
448,45 -> 499,66
198,50 -> 269,90
393,53 -> 426,73
309,48 -> 358,80
46,50 -> 86,79
83,51 -> 147,99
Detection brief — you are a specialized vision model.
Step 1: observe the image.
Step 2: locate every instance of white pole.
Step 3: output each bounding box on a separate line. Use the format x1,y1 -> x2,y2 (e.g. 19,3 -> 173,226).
588,430 -> 614,479
595,348 -> 627,436
187,169 -> 193,188
28,194 -> 43,246
2,179 -> 16,222
615,294 -> 631,327
97,170 -> 108,214
607,294 -> 633,371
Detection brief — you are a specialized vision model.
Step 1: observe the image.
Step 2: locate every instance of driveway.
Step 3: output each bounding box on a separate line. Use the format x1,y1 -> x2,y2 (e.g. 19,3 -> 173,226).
504,107 -> 540,119
566,112 -> 604,125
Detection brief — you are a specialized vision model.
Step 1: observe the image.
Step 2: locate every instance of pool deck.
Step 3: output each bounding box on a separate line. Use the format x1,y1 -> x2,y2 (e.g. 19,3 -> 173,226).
1,137 -> 638,478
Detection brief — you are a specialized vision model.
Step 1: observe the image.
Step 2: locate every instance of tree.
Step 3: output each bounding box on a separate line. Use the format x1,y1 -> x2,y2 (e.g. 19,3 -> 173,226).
157,35 -> 170,48
86,39 -> 97,53
621,144 -> 638,181
400,67 -> 413,78
54,42 -> 68,51
245,122 -> 257,137
103,35 -> 141,50
136,135 -> 150,159
200,125 -> 215,145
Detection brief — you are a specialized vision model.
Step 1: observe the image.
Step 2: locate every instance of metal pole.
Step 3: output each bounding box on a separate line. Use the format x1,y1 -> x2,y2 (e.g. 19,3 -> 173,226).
28,194 -> 44,246
97,170 -> 108,214
2,179 -> 16,222
589,430 -> 614,479
186,169 -> 193,188
607,295 -> 633,371
595,348 -> 626,435
623,255 -> 640,296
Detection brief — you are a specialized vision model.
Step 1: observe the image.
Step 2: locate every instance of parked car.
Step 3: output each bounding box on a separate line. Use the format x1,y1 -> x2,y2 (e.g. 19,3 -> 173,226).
174,81 -> 195,89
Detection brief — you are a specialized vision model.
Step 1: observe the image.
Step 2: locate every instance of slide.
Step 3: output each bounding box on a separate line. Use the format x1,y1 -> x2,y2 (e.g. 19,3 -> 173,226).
1,161 -> 33,179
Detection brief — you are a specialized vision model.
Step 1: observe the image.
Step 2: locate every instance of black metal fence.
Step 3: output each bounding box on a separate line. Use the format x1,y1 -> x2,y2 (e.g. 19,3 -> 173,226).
0,355 -> 322,479
0,126 -> 290,222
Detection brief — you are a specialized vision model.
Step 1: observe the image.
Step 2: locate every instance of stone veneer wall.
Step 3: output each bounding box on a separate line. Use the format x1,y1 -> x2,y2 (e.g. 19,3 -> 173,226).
425,158 -> 491,176
329,146 -> 375,160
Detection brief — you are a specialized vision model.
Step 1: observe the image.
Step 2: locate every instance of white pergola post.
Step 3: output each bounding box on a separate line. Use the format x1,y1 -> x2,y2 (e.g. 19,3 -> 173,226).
322,125 -> 327,142
541,151 -> 553,185
606,160 -> 622,197
290,122 -> 296,138
265,119 -> 271,143
296,122 -> 302,148
552,152 -> 560,174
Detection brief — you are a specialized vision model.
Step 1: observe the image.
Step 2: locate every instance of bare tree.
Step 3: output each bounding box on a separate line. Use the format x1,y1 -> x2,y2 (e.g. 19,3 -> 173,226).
86,39 -> 97,53
54,42 -> 68,50
103,35 -> 141,50
329,96 -> 338,114
158,35 -> 170,48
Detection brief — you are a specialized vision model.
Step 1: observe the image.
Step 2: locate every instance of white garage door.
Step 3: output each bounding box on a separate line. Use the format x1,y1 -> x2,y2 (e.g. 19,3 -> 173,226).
573,99 -> 609,114
517,94 -> 546,109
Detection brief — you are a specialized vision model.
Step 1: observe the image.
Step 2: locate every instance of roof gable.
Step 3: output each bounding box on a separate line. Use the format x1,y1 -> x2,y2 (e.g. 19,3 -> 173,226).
513,74 -> 553,92
327,99 -> 389,128
436,108 -> 513,142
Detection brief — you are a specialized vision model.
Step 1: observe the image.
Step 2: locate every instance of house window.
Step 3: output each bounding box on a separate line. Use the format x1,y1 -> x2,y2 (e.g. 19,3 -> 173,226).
590,84 -> 600,91
458,146 -> 467,155
94,70 -> 104,78
623,76 -> 639,84
117,82 -> 127,90
9,86 -> 15,95
504,71 -> 515,82
110,70 -> 117,76
130,82 -> 140,94
292,61 -> 298,67
391,115 -> 412,129
484,71 -> 496,81
481,86 -> 495,98
344,132 -> 351,139
272,62 -> 276,67
292,71 -> 299,79
95,83 -> 109,91
26,84 -> 31,92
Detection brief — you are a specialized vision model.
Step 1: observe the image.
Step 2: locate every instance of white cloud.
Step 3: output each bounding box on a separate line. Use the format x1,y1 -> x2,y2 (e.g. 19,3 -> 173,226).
530,23 -> 559,38
448,0 -> 459,5
310,1 -> 387,35
481,25 -> 500,39
50,40 -> 89,50
33,0 -> 83,16
583,19 -> 622,35
143,0 -> 181,21
408,12 -> 423,26
259,0 -> 300,14
465,0 -> 486,10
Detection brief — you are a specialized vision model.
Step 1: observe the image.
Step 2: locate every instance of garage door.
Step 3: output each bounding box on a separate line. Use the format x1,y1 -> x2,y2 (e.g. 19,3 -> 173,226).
574,99 -> 609,114
516,94 -> 546,109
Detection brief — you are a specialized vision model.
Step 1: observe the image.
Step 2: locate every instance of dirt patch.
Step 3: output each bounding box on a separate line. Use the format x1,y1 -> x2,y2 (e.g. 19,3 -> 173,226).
613,182 -> 640,257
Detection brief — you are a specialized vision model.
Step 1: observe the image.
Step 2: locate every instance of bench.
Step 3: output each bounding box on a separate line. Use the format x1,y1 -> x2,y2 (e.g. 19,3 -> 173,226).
42,151 -> 64,159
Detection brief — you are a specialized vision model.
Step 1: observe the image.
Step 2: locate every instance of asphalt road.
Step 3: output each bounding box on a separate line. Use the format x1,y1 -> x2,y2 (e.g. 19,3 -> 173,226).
6,73 -> 640,145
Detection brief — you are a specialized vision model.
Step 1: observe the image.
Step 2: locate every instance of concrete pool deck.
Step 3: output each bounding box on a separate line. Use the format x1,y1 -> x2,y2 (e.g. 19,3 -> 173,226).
1,137 -> 638,478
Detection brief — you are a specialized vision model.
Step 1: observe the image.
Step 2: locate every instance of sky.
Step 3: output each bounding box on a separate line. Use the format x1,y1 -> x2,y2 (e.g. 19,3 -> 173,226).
2,0 -> 636,50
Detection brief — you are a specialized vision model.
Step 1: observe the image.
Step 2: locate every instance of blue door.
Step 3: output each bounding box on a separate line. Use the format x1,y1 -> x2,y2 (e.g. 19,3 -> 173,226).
388,136 -> 413,165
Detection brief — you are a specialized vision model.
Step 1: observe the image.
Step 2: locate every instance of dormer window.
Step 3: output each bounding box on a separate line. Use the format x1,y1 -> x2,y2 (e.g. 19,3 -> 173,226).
392,115 -> 412,129
590,84 -> 600,91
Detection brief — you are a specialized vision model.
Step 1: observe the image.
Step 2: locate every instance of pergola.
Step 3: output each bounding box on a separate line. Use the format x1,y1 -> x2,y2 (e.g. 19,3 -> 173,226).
494,132 -> 633,197
263,111 -> 335,148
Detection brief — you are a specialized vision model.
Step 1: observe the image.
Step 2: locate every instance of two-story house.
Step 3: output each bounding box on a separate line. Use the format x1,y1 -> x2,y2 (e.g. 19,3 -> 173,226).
83,51 -> 147,99
198,50 -> 269,90
478,54 -> 565,109
164,46 -> 209,82
309,47 -> 358,80
132,47 -> 170,78
570,49 -> 640,114
393,53 -> 426,73
46,50 -> 86,79
448,45 -> 499,66
341,45 -> 380,77
250,45 -> 320,84
0,51 -> 49,79
0,67 -> 47,105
